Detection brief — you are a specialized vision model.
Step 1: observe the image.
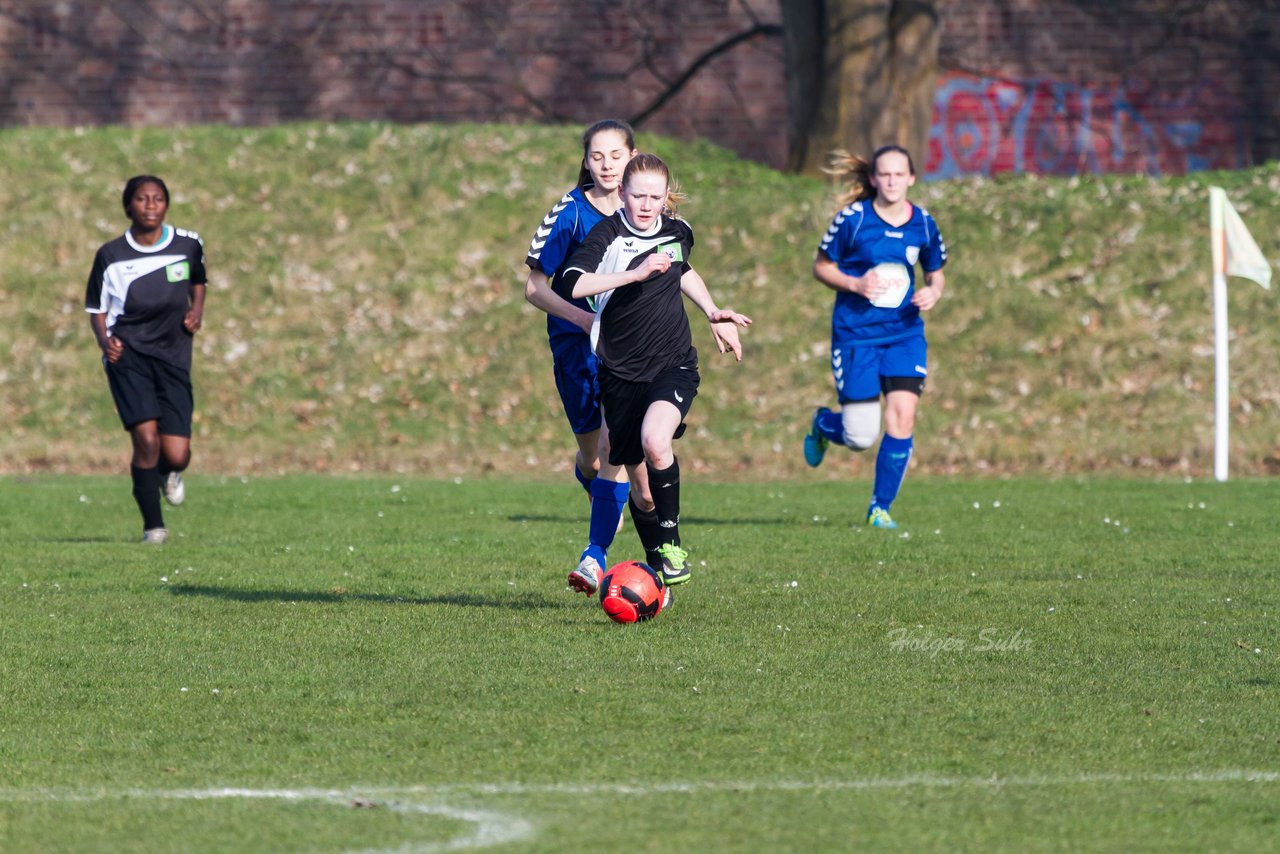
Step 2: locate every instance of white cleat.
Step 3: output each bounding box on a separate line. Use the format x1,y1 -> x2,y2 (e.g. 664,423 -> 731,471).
568,555 -> 602,596
162,472 -> 185,506
142,527 -> 169,545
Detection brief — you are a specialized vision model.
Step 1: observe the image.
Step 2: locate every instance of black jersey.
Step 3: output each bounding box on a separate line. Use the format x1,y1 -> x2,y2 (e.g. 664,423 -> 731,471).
562,212 -> 697,383
85,226 -> 207,370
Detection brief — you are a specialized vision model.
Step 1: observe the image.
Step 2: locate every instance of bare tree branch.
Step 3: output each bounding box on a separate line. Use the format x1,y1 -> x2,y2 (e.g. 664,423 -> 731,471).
627,22 -> 783,128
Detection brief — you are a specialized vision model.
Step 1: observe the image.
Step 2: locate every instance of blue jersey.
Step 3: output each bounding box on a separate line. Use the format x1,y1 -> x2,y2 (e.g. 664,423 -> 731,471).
818,200 -> 947,345
525,185 -> 609,346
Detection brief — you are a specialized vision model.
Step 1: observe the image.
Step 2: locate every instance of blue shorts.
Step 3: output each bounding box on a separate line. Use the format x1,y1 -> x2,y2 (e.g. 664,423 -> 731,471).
550,334 -> 603,435
832,334 -> 927,403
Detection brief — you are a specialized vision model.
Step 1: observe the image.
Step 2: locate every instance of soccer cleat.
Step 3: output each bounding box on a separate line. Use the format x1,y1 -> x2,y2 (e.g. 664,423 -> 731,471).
142,527 -> 169,544
661,585 -> 674,612
162,471 -> 185,506
653,542 -> 691,586
867,507 -> 899,529
568,554 -> 603,595
804,407 -> 830,467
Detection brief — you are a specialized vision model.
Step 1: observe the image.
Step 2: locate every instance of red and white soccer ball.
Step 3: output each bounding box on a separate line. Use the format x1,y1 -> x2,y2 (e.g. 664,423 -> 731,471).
599,561 -> 668,624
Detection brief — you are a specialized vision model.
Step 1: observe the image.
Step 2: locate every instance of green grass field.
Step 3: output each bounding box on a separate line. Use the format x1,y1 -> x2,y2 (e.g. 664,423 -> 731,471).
2,474 -> 1276,851
1,121 -> 1278,850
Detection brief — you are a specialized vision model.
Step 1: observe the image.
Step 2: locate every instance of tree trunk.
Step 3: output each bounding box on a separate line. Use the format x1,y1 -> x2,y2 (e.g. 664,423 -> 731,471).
782,0 -> 948,176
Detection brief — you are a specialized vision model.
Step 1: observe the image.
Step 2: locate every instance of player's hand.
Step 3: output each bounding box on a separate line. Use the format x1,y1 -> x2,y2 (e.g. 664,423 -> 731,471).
184,310 -> 203,333
710,320 -> 747,361
708,308 -> 752,328
912,285 -> 941,311
857,271 -> 889,301
637,251 -> 671,280
102,336 -> 124,363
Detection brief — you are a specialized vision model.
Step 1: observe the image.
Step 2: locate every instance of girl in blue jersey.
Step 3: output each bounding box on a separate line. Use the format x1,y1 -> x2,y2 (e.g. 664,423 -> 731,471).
86,176 -> 207,544
803,145 -> 948,529
524,120 -> 636,489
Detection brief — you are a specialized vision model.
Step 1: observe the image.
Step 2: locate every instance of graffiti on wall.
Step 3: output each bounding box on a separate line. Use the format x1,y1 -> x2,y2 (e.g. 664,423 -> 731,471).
927,71 -> 1245,178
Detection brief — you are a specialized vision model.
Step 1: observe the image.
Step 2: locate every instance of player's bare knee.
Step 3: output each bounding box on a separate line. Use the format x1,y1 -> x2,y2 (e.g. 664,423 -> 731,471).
641,440 -> 673,469
131,433 -> 160,461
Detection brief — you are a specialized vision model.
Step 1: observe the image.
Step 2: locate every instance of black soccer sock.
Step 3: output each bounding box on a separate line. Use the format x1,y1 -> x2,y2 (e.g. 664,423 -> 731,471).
131,465 -> 165,531
646,457 -> 681,548
628,494 -> 663,562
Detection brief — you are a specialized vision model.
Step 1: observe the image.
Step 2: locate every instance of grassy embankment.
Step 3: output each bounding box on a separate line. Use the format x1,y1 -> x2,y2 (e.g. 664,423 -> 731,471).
1,123 -> 1276,479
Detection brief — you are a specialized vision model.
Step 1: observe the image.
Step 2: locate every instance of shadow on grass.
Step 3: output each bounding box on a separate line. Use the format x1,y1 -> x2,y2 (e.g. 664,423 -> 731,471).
168,583 -> 559,610
38,536 -> 119,544
508,514 -> 800,526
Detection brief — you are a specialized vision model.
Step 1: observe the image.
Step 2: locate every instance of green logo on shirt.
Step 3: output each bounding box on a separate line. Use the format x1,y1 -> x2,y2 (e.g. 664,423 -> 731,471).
659,242 -> 683,263
166,262 -> 190,283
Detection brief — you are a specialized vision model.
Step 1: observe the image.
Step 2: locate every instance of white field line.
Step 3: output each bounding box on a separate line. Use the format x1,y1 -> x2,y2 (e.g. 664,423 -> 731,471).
0,772 -> 1276,852
3,769 -> 1278,805
0,788 -> 533,853
363,768 -> 1280,797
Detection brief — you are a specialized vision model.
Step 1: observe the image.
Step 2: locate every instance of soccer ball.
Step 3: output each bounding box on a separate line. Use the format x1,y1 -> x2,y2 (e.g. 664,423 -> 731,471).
599,561 -> 668,624
867,261 -> 911,308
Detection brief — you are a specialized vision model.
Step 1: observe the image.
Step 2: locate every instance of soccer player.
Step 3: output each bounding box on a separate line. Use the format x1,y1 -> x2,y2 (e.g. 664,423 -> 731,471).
802,145 -> 948,529
559,153 -> 751,594
86,176 -> 207,543
523,120 -> 648,532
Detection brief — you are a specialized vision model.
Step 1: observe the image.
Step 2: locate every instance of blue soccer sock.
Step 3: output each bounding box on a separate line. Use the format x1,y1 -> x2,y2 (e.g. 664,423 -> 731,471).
817,408 -> 846,446
871,434 -> 913,512
585,477 -> 629,560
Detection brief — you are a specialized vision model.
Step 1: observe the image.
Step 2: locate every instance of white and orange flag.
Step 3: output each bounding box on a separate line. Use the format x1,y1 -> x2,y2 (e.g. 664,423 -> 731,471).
1209,187 -> 1272,481
1210,186 -> 1271,289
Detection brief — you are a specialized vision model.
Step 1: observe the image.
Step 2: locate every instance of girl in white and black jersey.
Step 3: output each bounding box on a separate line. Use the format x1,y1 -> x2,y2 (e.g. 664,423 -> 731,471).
85,176 -> 207,544
559,153 -> 751,597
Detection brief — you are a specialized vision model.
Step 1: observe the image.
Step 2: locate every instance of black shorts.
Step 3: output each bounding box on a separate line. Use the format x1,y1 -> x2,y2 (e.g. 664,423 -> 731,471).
104,348 -> 194,436
600,364 -> 699,467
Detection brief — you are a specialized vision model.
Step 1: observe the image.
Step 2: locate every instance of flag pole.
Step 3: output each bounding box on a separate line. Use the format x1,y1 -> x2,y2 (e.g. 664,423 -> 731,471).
1212,268 -> 1230,482
1208,185 -> 1273,481
1209,188 -> 1229,482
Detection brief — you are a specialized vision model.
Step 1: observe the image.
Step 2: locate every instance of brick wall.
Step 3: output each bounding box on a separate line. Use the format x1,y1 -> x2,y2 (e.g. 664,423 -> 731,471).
932,0 -> 1274,175
0,0 -> 1270,176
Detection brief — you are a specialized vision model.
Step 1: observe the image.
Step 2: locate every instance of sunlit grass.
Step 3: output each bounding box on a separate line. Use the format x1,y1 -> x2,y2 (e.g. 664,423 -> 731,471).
1,475 -> 1277,850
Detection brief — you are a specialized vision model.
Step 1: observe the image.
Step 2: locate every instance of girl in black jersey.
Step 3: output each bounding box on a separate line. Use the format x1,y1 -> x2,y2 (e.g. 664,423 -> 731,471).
85,176 -> 207,544
559,154 -> 751,596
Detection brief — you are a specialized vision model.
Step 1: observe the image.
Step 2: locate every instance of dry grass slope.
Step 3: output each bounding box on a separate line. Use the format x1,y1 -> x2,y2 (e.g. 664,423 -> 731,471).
1,123 -> 1276,478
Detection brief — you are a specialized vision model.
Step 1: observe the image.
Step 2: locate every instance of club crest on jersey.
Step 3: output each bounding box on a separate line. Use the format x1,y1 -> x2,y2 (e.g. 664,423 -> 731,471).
166,262 -> 190,283
659,242 -> 684,263
905,246 -> 920,266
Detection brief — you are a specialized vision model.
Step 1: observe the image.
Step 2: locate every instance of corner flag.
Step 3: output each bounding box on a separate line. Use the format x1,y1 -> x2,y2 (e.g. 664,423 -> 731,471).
1209,187 -> 1272,481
